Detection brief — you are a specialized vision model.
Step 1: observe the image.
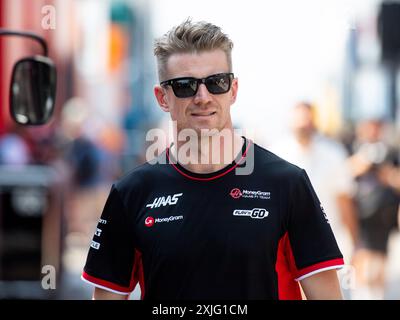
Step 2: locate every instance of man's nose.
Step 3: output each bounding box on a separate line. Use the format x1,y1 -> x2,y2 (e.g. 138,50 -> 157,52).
194,83 -> 212,104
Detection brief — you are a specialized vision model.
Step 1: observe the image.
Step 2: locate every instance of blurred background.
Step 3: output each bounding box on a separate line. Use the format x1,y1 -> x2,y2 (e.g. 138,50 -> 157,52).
0,0 -> 399,299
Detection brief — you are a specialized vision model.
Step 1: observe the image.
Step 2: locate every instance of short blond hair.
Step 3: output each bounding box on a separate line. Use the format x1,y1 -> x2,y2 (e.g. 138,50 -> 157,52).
154,18 -> 234,81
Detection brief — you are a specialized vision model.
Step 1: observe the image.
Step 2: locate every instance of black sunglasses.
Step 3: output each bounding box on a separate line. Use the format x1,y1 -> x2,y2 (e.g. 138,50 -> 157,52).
160,72 -> 234,98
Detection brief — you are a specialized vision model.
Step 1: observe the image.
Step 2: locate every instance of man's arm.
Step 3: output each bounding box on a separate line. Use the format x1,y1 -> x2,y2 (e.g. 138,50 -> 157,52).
93,287 -> 129,300
300,270 -> 343,300
336,193 -> 359,247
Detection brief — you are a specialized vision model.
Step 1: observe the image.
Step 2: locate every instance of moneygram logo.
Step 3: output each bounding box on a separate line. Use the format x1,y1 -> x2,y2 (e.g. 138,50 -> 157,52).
229,188 -> 270,200
145,216 -> 155,227
144,215 -> 183,227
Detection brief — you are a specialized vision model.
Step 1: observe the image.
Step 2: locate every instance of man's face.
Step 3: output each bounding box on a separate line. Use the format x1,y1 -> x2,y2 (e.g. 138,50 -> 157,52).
356,120 -> 383,143
291,104 -> 315,139
154,49 -> 238,135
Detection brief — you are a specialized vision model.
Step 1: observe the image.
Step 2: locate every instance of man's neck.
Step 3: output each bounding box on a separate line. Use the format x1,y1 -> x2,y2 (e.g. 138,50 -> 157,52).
295,132 -> 314,149
170,132 -> 244,174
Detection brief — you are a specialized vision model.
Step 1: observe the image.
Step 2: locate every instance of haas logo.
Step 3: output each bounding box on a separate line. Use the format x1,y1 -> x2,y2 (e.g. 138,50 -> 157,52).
145,216 -> 155,227
146,193 -> 183,209
230,188 -> 242,199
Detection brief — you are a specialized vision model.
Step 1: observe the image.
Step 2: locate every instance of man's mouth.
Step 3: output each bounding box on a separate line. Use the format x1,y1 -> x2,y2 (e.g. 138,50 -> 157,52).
191,111 -> 217,117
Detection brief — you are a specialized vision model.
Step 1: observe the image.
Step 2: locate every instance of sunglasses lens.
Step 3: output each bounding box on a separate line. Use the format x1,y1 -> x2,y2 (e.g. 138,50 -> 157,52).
205,74 -> 231,94
165,73 -> 233,98
172,79 -> 198,98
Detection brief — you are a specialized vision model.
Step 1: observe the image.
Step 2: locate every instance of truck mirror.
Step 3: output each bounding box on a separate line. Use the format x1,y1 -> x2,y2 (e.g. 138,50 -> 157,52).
10,56 -> 56,125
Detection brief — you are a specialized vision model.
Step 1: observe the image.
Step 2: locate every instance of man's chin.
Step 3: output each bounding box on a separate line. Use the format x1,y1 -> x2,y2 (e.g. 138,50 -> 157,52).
194,126 -> 225,137
177,122 -> 230,138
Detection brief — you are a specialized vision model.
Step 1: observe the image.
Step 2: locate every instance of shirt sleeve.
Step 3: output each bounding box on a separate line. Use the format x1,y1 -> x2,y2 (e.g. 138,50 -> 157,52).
287,169 -> 344,281
81,184 -> 139,295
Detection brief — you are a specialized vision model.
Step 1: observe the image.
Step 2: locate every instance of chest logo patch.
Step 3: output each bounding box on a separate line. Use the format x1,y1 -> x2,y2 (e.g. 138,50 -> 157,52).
146,193 -> 183,209
230,188 -> 271,200
233,208 -> 269,219
145,216 -> 155,227
144,215 -> 184,227
230,188 -> 242,199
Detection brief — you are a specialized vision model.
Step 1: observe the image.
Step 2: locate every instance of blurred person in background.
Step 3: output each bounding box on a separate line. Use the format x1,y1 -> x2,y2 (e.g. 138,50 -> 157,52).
60,98 -> 106,245
58,97 -> 125,301
270,102 -> 359,299
0,124 -> 32,165
348,118 -> 400,299
81,19 -> 345,300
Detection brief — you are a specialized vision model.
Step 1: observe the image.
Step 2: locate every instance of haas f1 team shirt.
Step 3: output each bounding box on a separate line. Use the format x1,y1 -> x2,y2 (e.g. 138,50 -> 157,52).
82,138 -> 344,299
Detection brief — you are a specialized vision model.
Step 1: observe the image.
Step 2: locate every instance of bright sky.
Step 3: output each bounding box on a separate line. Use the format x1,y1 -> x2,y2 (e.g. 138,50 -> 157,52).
149,0 -> 381,146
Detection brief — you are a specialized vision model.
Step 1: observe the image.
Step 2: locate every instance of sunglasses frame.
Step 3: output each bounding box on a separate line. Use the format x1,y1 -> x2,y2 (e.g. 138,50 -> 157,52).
160,72 -> 234,98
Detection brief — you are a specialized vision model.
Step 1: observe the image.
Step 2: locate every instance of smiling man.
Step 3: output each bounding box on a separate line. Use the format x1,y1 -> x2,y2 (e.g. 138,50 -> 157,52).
81,19 -> 344,300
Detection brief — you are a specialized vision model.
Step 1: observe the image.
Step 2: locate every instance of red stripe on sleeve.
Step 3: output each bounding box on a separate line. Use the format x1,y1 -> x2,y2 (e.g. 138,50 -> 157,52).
276,233 -> 344,299
132,249 -> 145,299
295,258 -> 345,279
276,233 -> 302,300
82,249 -> 144,296
82,271 -> 134,293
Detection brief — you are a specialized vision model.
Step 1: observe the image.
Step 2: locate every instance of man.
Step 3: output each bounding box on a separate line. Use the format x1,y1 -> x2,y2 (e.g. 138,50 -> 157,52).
270,102 -> 359,298
270,102 -> 358,266
348,118 -> 400,299
81,19 -> 344,300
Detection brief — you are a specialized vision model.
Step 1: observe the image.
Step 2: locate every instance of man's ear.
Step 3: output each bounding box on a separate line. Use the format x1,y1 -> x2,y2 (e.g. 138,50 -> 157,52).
230,78 -> 238,105
154,85 -> 170,112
